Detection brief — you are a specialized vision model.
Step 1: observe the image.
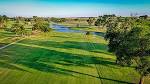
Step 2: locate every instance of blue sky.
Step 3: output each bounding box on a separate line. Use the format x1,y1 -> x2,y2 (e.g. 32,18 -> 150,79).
0,0 -> 150,17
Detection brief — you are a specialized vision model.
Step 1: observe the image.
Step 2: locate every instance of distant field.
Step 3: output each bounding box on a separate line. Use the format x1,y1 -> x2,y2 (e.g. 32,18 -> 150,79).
0,31 -> 147,84
58,18 -> 106,33
60,18 -> 90,27
70,27 -> 106,32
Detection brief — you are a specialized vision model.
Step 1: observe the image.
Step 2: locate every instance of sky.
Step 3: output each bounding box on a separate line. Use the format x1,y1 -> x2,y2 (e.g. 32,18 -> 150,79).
0,0 -> 150,17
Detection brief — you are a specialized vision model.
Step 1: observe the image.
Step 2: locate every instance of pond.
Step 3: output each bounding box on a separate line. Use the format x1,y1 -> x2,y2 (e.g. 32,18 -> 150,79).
51,24 -> 105,37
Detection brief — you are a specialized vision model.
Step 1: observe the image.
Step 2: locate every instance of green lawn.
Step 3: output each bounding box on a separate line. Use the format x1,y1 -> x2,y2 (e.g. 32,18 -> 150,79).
0,29 -> 20,47
0,31 -> 148,84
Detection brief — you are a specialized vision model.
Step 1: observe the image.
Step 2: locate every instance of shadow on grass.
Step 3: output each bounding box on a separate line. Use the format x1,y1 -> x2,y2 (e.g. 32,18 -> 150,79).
17,61 -> 76,77
0,61 -> 30,72
0,42 -> 116,71
0,39 -> 134,84
19,39 -> 109,55
13,43 -> 116,66
93,32 -> 105,37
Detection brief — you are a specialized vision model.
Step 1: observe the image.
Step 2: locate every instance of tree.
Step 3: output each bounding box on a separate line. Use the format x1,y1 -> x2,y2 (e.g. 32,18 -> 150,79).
24,18 -> 31,25
50,17 -> 67,23
74,18 -> 81,27
0,15 -> 4,28
40,22 -> 51,32
11,23 -> 26,36
60,18 -> 67,23
136,57 -> 150,84
95,16 -> 102,28
87,17 -> 95,27
2,15 -> 8,23
0,15 -> 8,28
33,16 -> 38,22
105,17 -> 133,53
95,15 -> 114,28
105,17 -> 150,84
32,22 -> 51,32
125,27 -> 150,84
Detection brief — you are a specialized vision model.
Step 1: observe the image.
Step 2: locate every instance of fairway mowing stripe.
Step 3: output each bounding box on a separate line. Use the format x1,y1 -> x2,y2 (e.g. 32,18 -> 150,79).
89,38 -> 105,84
86,36 -> 122,83
63,32 -> 95,81
0,37 -> 32,84
87,36 -> 116,84
83,35 -> 104,84
0,38 -> 25,50
95,64 -> 103,84
34,72 -> 45,84
0,70 -> 11,83
0,39 -> 38,84
15,71 -> 33,84
0,37 -> 11,42
87,37 -> 104,81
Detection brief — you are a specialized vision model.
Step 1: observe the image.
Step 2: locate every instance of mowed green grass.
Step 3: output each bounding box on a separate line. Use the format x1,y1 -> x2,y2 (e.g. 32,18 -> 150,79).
0,30 -> 14,40
0,31 -> 146,84
0,29 -> 18,47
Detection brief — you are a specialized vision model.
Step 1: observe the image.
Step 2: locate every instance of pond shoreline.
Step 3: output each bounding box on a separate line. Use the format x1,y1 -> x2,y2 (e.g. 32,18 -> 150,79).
50,24 -> 105,37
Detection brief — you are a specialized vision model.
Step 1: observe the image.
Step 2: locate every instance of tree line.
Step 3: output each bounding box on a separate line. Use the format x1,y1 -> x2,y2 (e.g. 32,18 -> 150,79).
0,15 -> 53,36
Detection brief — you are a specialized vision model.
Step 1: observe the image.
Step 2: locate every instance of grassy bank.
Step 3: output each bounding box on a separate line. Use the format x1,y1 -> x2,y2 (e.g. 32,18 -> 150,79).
0,31 -> 145,84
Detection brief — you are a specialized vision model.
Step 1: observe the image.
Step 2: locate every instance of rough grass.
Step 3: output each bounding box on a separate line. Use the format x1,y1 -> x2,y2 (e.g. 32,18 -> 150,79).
0,31 -> 148,84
